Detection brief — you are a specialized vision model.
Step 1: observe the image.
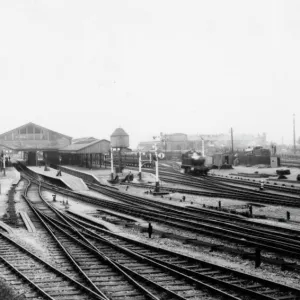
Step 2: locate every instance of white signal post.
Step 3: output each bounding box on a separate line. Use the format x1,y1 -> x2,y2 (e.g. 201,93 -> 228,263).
155,152 -> 159,191
110,148 -> 114,180
138,151 -> 142,180
201,137 -> 205,157
153,137 -> 160,192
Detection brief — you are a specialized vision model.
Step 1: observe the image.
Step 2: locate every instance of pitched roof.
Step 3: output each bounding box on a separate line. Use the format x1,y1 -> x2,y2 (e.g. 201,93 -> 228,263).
0,122 -> 72,139
72,137 -> 97,144
111,128 -> 128,137
59,139 -> 110,152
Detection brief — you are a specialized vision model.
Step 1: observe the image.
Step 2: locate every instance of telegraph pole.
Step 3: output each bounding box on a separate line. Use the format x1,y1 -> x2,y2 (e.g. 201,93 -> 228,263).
293,114 -> 296,154
231,128 -> 234,154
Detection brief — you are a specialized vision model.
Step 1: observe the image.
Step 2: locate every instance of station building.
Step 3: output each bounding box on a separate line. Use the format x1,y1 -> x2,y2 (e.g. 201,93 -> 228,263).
0,122 -> 110,167
59,137 -> 110,168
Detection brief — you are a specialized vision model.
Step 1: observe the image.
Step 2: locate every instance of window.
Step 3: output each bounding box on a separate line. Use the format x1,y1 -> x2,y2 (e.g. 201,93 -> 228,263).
35,127 -> 41,134
27,125 -> 34,134
20,127 -> 26,134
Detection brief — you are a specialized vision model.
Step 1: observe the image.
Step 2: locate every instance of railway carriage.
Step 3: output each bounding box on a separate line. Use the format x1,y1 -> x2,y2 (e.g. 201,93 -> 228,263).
106,152 -> 154,168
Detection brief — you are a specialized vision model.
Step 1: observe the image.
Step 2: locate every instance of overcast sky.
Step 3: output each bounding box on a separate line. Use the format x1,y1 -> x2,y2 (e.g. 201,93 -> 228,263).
0,1 -> 299,147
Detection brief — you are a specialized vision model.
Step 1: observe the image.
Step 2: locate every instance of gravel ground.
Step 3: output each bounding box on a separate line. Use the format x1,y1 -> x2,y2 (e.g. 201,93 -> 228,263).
117,224 -> 300,289
3,166 -> 300,295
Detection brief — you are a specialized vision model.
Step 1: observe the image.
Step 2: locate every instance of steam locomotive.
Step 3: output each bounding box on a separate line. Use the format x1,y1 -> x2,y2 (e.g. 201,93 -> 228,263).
181,150 -> 209,175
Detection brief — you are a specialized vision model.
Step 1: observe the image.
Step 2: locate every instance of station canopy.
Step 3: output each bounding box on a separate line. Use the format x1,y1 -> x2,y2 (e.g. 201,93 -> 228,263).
59,138 -> 110,154
0,122 -> 72,151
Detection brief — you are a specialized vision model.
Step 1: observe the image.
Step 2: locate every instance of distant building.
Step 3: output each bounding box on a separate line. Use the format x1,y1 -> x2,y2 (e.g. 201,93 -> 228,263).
188,133 -> 267,151
137,133 -> 187,152
164,133 -> 188,151
138,132 -> 267,154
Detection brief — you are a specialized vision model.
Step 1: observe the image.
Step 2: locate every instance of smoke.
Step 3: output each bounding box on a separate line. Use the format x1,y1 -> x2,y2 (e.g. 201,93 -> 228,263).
191,152 -> 201,160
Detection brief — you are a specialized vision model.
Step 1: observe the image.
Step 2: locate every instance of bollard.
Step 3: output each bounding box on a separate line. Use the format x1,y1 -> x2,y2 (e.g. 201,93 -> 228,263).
287,211 -> 290,221
218,201 -> 221,210
255,248 -> 261,268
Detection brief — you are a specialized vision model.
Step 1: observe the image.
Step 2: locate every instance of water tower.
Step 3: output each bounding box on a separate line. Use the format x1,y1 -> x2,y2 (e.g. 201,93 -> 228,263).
110,128 -> 129,178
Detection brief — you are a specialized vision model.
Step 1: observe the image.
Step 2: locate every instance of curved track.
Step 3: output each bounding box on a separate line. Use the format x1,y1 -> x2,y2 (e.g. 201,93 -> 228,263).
130,167 -> 300,207
12,163 -> 300,299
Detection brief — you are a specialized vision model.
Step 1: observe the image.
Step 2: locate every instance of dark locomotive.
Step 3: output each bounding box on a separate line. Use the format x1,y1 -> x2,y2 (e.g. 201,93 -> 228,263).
181,150 -> 209,175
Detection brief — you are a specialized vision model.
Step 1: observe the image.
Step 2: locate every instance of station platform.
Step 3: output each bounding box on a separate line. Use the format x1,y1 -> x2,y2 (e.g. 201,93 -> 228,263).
0,167 -> 21,221
60,166 -> 112,184
28,166 -> 89,191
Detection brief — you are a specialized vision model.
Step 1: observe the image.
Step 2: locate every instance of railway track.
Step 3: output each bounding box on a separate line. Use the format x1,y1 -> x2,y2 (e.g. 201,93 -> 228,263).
21,177 -> 164,300
20,177 -> 243,299
63,212 -> 300,300
129,167 -> 300,207
207,174 -> 300,194
0,232 -> 104,300
14,163 -> 300,299
25,185 -> 300,300
158,164 -> 300,197
20,173 -> 240,299
18,164 -> 300,262
88,185 -> 300,258
41,213 -> 236,300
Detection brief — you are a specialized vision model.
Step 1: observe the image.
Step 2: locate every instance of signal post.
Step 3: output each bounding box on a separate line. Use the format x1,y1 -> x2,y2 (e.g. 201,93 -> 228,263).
138,151 -> 142,180
110,148 -> 114,180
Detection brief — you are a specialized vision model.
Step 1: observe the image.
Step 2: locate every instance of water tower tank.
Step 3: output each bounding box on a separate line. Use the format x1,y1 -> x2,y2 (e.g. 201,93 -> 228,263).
110,128 -> 129,148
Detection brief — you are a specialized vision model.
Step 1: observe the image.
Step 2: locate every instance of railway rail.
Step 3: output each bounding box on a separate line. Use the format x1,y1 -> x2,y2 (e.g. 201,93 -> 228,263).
64,212 -> 300,300
0,232 -> 104,300
19,175 -> 244,299
16,163 -> 300,262
88,185 -> 300,258
17,171 -> 300,300
128,167 -> 300,207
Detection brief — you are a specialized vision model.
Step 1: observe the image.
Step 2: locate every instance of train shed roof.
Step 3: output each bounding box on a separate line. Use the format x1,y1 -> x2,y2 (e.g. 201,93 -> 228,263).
59,138 -> 110,154
0,122 -> 72,151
